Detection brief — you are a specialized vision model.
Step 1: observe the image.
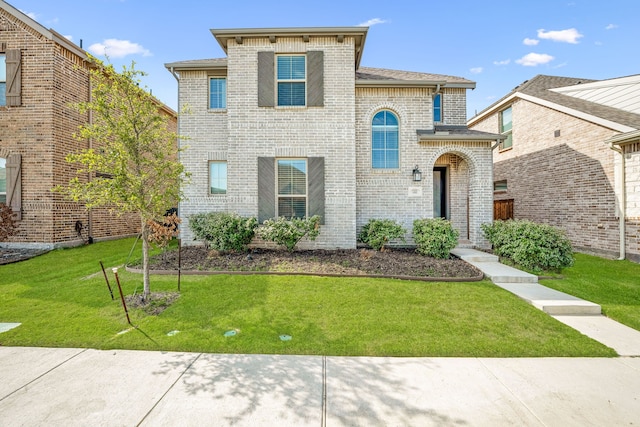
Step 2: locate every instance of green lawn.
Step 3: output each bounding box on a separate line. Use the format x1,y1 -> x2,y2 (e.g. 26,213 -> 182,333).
541,253 -> 640,331
0,238 -> 616,357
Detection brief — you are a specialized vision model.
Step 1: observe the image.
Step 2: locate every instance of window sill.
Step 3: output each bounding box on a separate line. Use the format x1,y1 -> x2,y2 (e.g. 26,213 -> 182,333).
208,108 -> 227,113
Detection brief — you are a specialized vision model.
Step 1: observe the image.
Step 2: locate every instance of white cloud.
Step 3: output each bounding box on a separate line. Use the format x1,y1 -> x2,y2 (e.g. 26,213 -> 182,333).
516,52 -> 554,66
470,67 -> 483,74
493,59 -> 511,66
358,18 -> 387,27
19,9 -> 38,20
88,39 -> 152,58
605,24 -> 618,30
523,38 -> 539,46
64,35 -> 73,42
537,28 -> 583,44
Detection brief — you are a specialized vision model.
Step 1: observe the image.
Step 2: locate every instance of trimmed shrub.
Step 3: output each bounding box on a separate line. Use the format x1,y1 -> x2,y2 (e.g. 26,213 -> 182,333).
358,219 -> 406,251
481,219 -> 574,272
189,212 -> 258,252
413,218 -> 459,259
257,216 -> 321,252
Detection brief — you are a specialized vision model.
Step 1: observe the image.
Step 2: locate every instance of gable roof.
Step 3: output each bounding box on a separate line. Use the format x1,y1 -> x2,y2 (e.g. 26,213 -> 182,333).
468,74 -> 640,132
550,74 -> 640,114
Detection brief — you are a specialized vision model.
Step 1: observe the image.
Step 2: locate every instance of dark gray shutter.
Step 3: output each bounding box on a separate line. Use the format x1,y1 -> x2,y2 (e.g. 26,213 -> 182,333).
257,157 -> 275,222
257,52 -> 274,107
307,157 -> 325,224
307,51 -> 324,107
6,49 -> 21,107
6,154 -> 21,220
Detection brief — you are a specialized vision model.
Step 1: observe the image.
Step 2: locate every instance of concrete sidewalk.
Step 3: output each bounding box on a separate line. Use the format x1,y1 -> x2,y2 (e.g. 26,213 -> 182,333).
1,346 -> 640,426
452,247 -> 640,356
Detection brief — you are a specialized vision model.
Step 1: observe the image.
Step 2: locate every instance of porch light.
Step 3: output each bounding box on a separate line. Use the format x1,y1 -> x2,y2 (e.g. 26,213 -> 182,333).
412,165 -> 422,182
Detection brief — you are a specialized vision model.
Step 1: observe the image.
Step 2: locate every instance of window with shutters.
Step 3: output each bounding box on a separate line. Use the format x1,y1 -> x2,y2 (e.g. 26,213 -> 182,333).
0,158 -> 6,203
258,157 -> 324,223
0,49 -> 21,107
277,159 -> 307,218
277,55 -> 306,106
372,110 -> 399,169
258,51 -> 323,108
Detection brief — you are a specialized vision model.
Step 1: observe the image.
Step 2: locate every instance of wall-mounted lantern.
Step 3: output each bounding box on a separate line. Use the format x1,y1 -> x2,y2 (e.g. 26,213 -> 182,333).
412,165 -> 422,182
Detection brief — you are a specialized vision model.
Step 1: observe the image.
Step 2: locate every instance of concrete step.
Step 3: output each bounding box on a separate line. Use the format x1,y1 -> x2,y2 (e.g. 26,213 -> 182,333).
495,282 -> 601,315
468,261 -> 538,283
451,247 -> 498,263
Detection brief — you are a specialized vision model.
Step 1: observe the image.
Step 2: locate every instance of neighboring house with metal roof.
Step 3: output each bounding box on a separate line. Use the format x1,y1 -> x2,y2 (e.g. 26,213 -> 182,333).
468,74 -> 640,262
166,26 -> 503,249
0,1 -> 177,249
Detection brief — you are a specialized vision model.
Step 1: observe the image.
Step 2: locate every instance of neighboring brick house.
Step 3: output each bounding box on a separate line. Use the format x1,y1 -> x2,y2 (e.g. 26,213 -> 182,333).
468,74 -> 640,262
166,27 -> 503,249
0,3 -> 177,249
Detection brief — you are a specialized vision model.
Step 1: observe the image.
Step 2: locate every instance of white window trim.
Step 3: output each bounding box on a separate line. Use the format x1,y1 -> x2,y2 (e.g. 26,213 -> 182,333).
276,54 -> 307,107
208,160 -> 227,195
276,158 -> 308,218
208,76 -> 227,110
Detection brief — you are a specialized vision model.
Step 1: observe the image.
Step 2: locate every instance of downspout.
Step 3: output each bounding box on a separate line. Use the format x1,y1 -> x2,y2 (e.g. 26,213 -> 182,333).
609,143 -> 626,260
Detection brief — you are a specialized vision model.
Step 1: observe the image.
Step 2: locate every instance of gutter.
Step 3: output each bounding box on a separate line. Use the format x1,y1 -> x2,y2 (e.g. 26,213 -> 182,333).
610,143 -> 626,260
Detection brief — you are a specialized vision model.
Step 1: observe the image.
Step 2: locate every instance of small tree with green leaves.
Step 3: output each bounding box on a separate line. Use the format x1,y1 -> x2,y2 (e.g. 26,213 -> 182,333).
55,57 -> 188,300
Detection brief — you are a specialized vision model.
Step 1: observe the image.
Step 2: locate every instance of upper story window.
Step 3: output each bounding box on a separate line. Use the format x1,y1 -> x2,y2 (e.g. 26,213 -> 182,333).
0,157 -> 6,203
499,106 -> 513,150
433,93 -> 442,122
209,77 -> 226,109
372,110 -> 399,169
277,55 -> 306,106
209,161 -> 227,195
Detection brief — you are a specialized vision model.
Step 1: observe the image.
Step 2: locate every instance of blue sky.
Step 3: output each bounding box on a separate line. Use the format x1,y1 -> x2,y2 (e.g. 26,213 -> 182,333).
10,0 -> 640,119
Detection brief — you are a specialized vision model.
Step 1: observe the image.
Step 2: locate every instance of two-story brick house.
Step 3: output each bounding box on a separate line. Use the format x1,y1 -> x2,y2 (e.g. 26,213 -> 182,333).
166,27 -> 503,249
0,2 -> 176,249
468,74 -> 640,262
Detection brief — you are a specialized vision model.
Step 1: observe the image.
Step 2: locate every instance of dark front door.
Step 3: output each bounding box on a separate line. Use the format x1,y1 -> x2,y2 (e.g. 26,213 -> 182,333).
433,167 -> 447,219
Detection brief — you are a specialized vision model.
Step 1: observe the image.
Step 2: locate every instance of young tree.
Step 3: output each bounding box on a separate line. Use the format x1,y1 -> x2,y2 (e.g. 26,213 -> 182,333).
57,57 -> 188,300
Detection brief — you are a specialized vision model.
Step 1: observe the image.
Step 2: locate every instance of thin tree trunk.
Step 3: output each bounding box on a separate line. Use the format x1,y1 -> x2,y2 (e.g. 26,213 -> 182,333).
142,221 -> 150,300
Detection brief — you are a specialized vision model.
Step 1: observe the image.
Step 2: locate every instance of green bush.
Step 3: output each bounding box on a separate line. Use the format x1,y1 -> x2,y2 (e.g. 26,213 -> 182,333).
257,216 -> 321,252
358,219 -> 406,251
481,219 -> 574,272
189,212 -> 258,252
413,218 -> 459,259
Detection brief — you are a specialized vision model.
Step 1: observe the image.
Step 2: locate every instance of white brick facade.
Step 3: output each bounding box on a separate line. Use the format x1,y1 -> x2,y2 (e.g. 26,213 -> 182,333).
169,27 -> 498,249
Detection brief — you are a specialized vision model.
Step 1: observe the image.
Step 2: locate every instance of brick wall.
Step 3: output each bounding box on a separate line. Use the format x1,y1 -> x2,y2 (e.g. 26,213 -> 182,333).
178,35 -> 357,249
471,98 -> 640,259
0,9 -> 161,248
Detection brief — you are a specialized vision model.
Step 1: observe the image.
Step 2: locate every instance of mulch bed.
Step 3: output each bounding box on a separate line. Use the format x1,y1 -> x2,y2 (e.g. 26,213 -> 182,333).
144,246 -> 483,280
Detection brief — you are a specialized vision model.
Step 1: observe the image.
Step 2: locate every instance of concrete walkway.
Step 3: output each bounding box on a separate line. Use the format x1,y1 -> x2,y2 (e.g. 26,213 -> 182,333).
1,346 -> 640,426
452,247 -> 640,356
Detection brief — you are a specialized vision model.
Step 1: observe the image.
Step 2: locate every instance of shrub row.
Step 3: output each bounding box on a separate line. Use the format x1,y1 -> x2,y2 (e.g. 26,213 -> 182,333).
358,218 -> 459,258
189,212 -> 320,252
481,219 -> 574,272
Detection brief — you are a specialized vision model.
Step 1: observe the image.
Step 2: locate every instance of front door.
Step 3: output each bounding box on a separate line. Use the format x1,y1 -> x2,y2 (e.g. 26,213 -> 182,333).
433,167 -> 447,218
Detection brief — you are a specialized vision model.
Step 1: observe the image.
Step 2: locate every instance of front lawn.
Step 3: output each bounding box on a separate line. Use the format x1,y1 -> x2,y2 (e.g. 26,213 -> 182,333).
541,253 -> 640,331
0,238 -> 615,357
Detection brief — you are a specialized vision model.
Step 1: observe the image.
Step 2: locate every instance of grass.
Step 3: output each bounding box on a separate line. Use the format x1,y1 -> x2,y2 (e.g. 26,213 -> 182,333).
0,238 -> 616,357
541,253 -> 640,331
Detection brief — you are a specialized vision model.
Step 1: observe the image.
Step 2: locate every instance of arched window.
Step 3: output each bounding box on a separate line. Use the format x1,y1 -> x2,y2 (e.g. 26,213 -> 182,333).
371,110 -> 399,169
